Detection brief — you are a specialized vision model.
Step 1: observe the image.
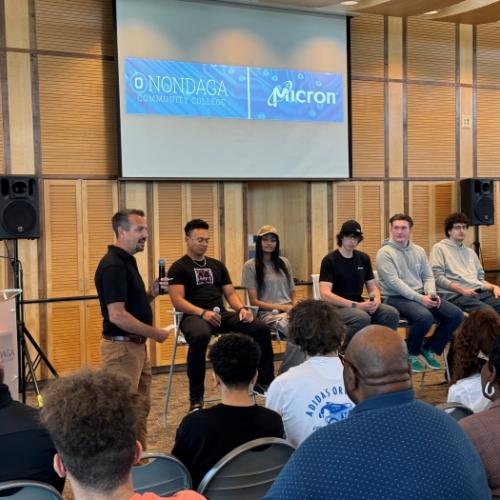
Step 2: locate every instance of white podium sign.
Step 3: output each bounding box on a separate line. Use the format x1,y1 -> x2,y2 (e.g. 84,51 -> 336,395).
0,289 -> 21,400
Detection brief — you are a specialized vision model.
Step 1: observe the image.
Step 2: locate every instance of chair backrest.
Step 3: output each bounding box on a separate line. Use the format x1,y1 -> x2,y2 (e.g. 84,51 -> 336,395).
436,402 -> 474,421
197,437 -> 295,500
311,273 -> 320,300
0,480 -> 62,499
132,452 -> 192,496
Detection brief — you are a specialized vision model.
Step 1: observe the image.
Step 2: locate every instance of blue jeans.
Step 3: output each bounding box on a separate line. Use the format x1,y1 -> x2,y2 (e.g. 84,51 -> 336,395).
386,296 -> 464,355
450,291 -> 500,315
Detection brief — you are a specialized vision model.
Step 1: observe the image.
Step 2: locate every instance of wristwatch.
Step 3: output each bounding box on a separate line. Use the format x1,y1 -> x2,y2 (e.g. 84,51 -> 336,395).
351,302 -> 357,308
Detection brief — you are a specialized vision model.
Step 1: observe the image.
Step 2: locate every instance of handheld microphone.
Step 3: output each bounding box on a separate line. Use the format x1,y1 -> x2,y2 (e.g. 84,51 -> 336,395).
368,292 -> 376,302
430,293 -> 438,302
158,259 -> 166,295
271,309 -> 279,315
213,306 -> 220,314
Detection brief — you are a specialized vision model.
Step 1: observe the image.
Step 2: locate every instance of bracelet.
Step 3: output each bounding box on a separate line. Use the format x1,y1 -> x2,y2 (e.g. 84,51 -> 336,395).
200,309 -> 206,318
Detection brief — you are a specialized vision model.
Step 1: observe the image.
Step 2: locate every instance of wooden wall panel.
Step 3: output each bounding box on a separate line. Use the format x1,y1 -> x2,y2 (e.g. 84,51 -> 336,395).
479,182 -> 500,270
189,183 -> 219,259
310,183 -> 329,276
47,302 -> 83,375
407,85 -> 455,177
477,88 -> 500,178
44,180 -> 83,297
84,300 -> 103,367
333,183 -> 357,235
82,181 -> 118,294
223,183 -> 244,283
358,183 -> 384,262
35,0 -> 114,56
407,18 -> 455,83
350,14 -> 385,78
476,24 -> 500,86
433,183 -> 454,241
351,81 -> 385,177
0,64 -> 5,174
38,56 -> 118,176
409,183 -> 431,252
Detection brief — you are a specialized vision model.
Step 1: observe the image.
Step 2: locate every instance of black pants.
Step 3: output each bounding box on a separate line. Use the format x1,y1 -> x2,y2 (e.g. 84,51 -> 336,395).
181,311 -> 275,403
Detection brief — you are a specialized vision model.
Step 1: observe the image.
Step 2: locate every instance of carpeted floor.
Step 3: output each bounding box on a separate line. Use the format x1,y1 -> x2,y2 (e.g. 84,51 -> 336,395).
29,361 -> 449,499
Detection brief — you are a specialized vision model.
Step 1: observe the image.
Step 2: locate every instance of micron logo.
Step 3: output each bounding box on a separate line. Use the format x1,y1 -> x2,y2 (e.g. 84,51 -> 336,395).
267,80 -> 336,108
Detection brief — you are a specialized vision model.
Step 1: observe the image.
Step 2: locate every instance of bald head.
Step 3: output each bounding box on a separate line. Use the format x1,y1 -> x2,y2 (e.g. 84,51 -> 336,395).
344,325 -> 412,400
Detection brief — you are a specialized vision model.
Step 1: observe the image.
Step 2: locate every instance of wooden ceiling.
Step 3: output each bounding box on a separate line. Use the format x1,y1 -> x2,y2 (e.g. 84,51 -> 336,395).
221,0 -> 500,24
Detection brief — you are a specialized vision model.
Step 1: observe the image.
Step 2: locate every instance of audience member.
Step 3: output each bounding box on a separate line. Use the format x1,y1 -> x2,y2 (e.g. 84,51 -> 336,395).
242,225 -> 299,374
448,309 -> 500,412
172,334 -> 284,488
263,325 -> 490,500
40,369 -> 203,500
0,362 -> 63,494
266,299 -> 353,446
460,335 -> 500,498
376,213 -> 463,373
430,212 -> 500,314
320,220 -> 399,347
169,219 -> 274,410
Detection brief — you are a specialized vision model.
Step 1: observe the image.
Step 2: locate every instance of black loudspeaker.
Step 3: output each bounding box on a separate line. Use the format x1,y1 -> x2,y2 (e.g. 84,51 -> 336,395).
460,178 -> 494,225
0,176 -> 40,239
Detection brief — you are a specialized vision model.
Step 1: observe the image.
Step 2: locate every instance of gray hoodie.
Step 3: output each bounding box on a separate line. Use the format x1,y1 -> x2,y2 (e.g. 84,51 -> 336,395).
429,238 -> 484,298
376,239 -> 436,302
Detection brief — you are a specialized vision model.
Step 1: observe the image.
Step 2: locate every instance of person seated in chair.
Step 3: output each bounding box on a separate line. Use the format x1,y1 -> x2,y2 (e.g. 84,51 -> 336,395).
40,369 -> 203,500
172,334 -> 284,488
0,361 -> 64,494
266,299 -> 354,446
241,225 -> 299,374
376,213 -> 464,373
168,219 -> 274,410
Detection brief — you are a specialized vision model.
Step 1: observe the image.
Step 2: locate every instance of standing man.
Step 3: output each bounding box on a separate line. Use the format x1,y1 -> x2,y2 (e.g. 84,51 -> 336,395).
376,214 -> 463,373
168,219 -> 274,412
319,220 -> 399,347
95,209 -> 169,449
430,212 -> 500,314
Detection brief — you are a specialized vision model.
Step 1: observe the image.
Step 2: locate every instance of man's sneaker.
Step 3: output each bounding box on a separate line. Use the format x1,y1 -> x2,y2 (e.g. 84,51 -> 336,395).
421,349 -> 442,370
253,383 -> 269,397
188,401 -> 203,413
408,355 -> 426,373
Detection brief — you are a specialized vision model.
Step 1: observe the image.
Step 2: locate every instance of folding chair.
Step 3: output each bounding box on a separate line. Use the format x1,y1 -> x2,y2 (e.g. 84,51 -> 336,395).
0,480 -> 63,499
132,452 -> 192,496
436,402 -> 474,421
197,437 -> 295,500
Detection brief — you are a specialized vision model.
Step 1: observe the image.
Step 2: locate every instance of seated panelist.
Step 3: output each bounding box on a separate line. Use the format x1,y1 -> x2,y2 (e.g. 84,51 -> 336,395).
168,219 -> 274,412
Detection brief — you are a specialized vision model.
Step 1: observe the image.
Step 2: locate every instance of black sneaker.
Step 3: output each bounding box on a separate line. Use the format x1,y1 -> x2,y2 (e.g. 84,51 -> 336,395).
188,401 -> 204,413
253,383 -> 269,397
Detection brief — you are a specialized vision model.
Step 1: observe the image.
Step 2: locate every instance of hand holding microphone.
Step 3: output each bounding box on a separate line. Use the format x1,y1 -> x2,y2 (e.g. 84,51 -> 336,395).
202,306 -> 222,327
158,258 -> 167,295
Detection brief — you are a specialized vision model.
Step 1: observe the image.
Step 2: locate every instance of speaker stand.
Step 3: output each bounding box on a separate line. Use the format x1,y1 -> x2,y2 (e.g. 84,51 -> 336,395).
472,225 -> 481,257
10,240 -> 58,405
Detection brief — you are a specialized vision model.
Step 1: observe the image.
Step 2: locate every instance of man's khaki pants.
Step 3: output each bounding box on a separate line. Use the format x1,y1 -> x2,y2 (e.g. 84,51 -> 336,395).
101,339 -> 152,449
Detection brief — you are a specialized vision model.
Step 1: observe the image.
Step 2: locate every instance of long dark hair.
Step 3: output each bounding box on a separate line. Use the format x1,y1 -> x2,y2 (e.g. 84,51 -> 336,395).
255,234 -> 291,292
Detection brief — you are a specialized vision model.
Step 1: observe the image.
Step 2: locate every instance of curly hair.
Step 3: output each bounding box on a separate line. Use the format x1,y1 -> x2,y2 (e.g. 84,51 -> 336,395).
208,333 -> 261,389
444,212 -> 469,237
451,309 -> 500,384
288,299 -> 345,356
40,369 -> 143,493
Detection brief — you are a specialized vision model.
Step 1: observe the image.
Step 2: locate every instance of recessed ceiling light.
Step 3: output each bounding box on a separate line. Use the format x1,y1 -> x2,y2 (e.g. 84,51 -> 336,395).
341,1 -> 359,5
423,10 -> 439,15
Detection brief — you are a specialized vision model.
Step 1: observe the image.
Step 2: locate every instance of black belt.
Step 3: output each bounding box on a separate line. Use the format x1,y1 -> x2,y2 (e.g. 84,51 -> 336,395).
103,334 -> 146,345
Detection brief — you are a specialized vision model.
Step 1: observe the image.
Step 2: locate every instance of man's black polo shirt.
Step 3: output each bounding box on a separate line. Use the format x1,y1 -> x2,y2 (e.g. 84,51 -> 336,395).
94,245 -> 152,337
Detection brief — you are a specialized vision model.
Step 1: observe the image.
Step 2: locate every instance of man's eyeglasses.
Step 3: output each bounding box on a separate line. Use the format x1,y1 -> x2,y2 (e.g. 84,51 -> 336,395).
452,224 -> 468,231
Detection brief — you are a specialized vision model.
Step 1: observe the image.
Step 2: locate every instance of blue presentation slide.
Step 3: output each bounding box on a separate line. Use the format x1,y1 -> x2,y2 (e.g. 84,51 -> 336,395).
125,58 -> 343,123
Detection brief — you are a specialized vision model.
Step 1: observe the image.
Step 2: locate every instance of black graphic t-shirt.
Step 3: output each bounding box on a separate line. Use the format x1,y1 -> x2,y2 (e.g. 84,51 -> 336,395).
319,249 -> 374,302
168,255 -> 231,310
